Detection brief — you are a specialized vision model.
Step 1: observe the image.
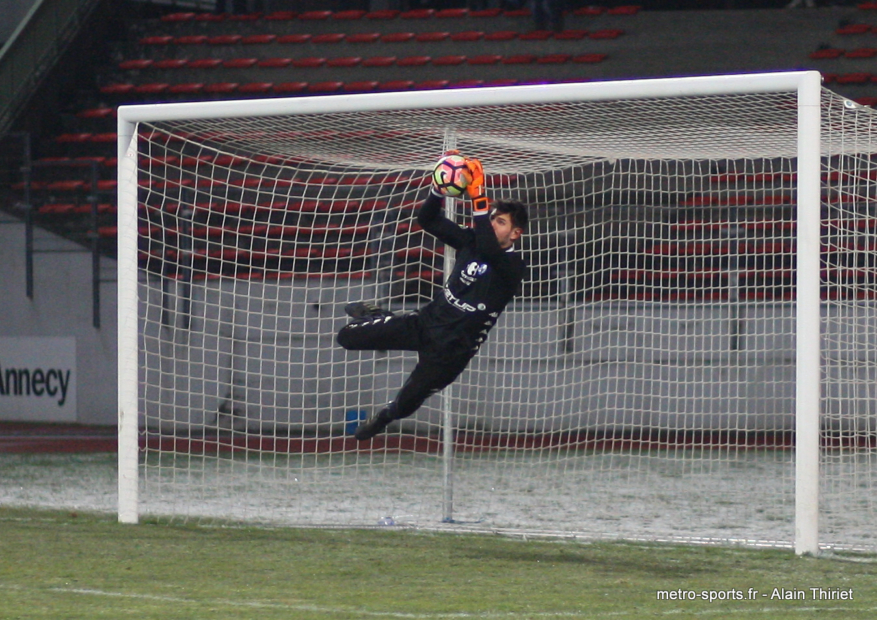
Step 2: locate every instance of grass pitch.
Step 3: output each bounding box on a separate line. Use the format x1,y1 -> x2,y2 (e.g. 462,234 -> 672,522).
1,507 -> 876,619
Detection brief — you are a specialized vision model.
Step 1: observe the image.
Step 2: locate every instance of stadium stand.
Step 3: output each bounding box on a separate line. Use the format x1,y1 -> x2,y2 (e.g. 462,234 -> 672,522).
4,2 -> 877,298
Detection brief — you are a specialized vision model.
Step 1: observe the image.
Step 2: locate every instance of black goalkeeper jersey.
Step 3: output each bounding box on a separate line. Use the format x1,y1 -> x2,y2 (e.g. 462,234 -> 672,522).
414,192 -> 527,361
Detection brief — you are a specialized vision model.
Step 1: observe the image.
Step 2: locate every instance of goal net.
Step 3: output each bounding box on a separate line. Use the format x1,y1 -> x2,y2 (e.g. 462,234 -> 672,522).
117,72 -> 877,552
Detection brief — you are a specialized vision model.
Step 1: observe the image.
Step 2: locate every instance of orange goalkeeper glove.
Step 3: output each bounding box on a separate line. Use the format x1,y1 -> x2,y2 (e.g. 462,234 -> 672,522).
464,157 -> 489,215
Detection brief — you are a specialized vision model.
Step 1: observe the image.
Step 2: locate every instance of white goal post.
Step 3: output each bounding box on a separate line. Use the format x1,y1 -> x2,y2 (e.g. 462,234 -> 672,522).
117,71 -> 875,554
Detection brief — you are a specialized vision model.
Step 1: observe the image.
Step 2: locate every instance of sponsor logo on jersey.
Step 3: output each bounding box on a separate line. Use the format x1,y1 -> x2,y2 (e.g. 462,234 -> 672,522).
460,261 -> 489,286
444,288 -> 479,313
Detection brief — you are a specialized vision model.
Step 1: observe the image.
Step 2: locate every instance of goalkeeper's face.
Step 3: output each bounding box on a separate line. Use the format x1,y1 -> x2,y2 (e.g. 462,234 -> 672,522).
490,211 -> 523,249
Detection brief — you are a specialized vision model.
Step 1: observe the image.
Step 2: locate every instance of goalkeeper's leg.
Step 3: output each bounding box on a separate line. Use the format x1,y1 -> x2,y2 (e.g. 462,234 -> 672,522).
336,311 -> 421,352
354,358 -> 467,441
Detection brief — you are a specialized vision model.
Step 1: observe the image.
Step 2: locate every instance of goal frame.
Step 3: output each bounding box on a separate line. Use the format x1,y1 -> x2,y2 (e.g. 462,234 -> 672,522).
116,71 -> 823,554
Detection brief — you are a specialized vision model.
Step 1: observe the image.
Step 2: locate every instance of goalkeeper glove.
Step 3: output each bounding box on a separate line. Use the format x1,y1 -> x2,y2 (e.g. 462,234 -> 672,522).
464,157 -> 489,215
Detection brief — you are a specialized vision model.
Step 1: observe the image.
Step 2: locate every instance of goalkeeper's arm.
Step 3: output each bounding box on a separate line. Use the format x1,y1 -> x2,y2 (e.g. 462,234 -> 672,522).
416,191 -> 468,250
463,157 -> 504,256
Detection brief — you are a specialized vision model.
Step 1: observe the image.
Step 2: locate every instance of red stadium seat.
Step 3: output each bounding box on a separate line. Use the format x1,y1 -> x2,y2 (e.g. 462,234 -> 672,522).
90,132 -> 116,143
554,29 -> 588,40
845,48 -> 876,58
154,58 -> 189,69
263,11 -> 297,20
400,8 -> 434,18
520,30 -> 553,41
326,57 -> 362,67
273,82 -> 308,93
435,8 -> 468,18
312,33 -> 346,44
343,81 -> 379,92
139,35 -> 174,45
810,48 -> 844,59
381,32 -> 415,43
45,180 -> 87,192
238,82 -> 274,94
257,58 -> 293,68
207,34 -> 242,45
187,58 -> 223,69
502,54 -> 536,64
573,53 -> 608,63
291,57 -> 326,68
133,83 -> 169,94
590,29 -> 624,39
299,10 -> 332,20
167,83 -> 204,94
345,32 -> 381,43
365,10 -> 400,19
468,54 -> 502,65
450,31 -> 483,41
413,79 -> 449,89
483,31 -> 517,41
416,31 -> 449,42
608,5 -> 641,14
228,13 -> 260,21
470,8 -> 502,17
277,34 -> 312,44
837,72 -> 871,83
433,55 -> 467,66
332,10 -> 367,19
99,83 -> 134,95
362,56 -> 397,67
360,199 -> 389,211
397,55 -> 431,66
308,81 -> 344,93
213,156 -> 250,167
77,107 -> 115,119
161,12 -> 195,22
38,203 -> 77,214
538,53 -> 572,64
119,59 -> 153,70
203,82 -> 239,94
573,6 -> 605,14
395,246 -> 444,261
194,13 -> 224,22
378,80 -> 415,90
837,23 -> 872,35
179,154 -> 212,166
503,9 -> 531,17
448,79 -> 483,88
241,34 -> 277,44
175,35 -> 208,45
94,180 -> 118,193
223,58 -> 258,68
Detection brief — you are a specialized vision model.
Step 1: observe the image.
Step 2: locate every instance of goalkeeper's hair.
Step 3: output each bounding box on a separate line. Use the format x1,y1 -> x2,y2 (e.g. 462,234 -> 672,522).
493,200 -> 529,231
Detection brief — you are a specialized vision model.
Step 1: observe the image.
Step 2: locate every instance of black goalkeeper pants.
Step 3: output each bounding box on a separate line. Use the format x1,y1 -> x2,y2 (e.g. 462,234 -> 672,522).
336,313 -> 471,420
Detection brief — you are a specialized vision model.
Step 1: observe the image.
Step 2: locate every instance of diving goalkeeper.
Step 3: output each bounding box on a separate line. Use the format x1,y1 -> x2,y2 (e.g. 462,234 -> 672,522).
337,153 -> 528,441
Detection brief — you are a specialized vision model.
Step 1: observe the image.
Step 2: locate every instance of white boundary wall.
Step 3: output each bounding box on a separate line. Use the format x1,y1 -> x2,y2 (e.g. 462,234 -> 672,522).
0,217 -> 117,425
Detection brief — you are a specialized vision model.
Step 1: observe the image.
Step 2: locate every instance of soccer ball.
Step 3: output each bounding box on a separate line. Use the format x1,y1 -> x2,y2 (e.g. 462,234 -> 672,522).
432,154 -> 471,197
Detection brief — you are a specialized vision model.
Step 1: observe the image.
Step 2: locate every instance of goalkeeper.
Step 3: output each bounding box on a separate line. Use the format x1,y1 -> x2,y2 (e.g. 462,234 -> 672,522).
337,153 -> 528,441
